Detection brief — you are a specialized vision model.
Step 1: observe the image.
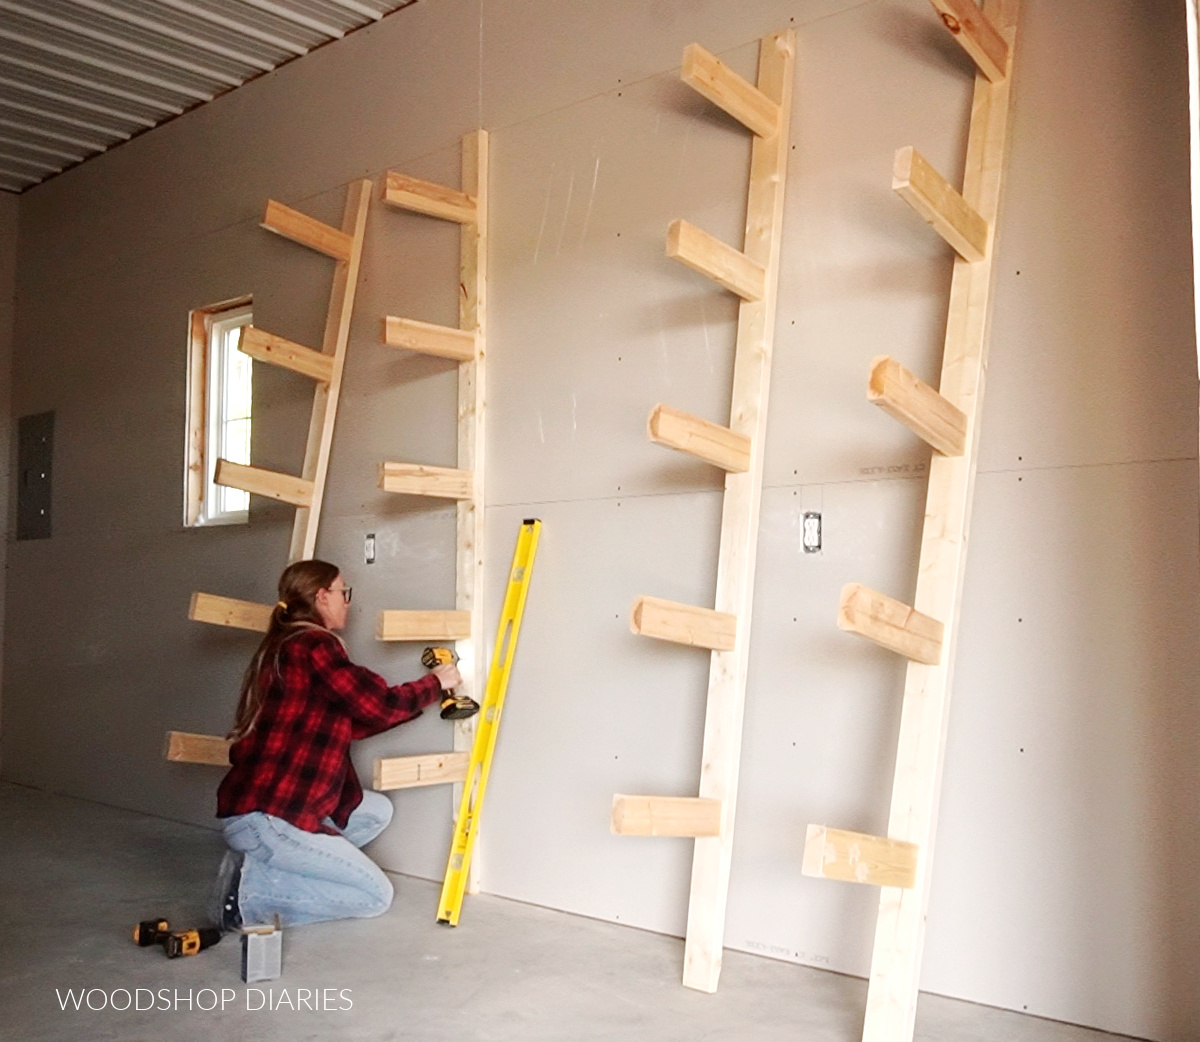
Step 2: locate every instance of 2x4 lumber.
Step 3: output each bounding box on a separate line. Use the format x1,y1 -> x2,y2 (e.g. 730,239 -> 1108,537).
666,219 -> 766,302
802,825 -> 918,889
377,610 -> 472,642
893,146 -> 988,263
289,178 -> 372,561
680,42 -> 780,139
868,356 -> 967,457
681,29 -> 794,995
214,459 -> 313,508
261,198 -> 353,262
379,462 -> 474,500
383,315 -> 477,362
379,460 -> 472,499
838,583 -> 944,666
373,751 -> 470,792
165,731 -> 231,767
612,795 -> 722,838
863,4 -> 1020,1040
630,595 -> 737,652
238,326 -> 334,383
647,403 -> 751,473
383,171 -> 477,224
188,592 -> 273,632
927,0 -> 1009,83
454,130 -> 489,896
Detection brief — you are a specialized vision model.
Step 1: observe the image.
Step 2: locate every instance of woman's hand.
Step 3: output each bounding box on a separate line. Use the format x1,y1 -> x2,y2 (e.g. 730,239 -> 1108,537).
431,663 -> 462,691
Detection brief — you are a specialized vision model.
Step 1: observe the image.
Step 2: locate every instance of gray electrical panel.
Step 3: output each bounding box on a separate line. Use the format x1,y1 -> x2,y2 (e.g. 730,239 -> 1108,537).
17,411 -> 53,541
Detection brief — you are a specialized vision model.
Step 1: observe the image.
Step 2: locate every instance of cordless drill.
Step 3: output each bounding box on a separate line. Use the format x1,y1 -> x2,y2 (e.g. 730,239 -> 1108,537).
421,646 -> 480,720
132,918 -> 222,958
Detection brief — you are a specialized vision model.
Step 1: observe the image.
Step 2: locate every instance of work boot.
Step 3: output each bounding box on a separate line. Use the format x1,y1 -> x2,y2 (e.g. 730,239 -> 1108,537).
207,850 -> 244,933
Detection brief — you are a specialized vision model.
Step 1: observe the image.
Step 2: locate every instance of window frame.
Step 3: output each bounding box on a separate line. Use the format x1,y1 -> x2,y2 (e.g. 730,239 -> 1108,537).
185,297 -> 254,527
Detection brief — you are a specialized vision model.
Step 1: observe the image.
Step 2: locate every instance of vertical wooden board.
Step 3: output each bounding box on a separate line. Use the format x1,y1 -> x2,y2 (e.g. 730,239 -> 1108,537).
455,130 -> 488,894
683,28 -> 795,994
862,3 -> 1020,1040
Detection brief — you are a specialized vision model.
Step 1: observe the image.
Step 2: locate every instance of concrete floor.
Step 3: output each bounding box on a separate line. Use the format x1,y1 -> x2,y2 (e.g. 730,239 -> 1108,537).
0,782 -> 1140,1042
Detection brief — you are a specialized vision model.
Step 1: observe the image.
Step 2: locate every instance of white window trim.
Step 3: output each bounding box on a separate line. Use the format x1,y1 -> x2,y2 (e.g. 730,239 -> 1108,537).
185,299 -> 253,527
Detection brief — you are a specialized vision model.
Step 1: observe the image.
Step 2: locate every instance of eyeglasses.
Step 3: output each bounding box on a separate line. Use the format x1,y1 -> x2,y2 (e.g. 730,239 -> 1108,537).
327,586 -> 352,604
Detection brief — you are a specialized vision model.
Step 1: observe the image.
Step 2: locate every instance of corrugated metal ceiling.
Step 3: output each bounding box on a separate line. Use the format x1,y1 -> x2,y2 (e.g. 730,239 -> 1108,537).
0,0 -> 417,193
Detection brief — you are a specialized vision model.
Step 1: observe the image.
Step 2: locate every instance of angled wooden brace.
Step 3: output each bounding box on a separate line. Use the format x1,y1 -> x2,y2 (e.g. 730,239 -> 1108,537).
187,179 -> 372,637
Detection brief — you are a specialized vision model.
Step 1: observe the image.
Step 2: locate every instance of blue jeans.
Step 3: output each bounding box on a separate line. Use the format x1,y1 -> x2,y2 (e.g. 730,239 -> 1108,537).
221,790 -> 395,927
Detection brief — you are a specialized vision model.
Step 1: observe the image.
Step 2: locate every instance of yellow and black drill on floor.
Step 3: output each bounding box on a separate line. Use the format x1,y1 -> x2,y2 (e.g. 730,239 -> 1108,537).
422,646 -> 480,720
133,918 -> 221,959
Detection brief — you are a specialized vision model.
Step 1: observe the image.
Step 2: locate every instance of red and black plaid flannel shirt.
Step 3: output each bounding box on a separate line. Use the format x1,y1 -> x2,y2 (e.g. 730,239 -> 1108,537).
216,626 -> 442,834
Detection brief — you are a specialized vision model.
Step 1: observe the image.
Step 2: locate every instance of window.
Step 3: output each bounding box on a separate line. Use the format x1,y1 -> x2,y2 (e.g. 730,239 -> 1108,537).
185,299 -> 253,526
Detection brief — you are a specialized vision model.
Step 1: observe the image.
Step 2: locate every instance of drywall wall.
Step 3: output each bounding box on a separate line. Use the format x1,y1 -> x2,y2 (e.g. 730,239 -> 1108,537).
2,1 -> 1197,1039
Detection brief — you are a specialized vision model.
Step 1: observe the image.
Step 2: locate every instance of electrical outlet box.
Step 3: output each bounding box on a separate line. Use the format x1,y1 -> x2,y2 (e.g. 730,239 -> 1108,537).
802,512 -> 822,554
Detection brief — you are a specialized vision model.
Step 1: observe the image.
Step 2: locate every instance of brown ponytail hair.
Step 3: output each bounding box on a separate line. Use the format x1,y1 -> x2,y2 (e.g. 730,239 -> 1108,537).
228,559 -> 341,741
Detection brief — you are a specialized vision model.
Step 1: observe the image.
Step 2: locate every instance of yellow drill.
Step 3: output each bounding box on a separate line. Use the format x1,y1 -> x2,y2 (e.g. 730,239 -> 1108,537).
133,918 -> 222,958
421,646 -> 480,720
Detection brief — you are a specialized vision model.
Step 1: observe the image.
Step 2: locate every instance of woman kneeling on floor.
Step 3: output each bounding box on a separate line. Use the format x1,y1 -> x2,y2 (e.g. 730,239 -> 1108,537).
210,559 -> 463,930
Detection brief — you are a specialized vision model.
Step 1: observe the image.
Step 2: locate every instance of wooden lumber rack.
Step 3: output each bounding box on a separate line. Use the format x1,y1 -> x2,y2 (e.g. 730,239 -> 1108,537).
801,3 -> 1020,1041
371,132 -> 489,858
166,179 -> 371,764
612,30 -> 795,993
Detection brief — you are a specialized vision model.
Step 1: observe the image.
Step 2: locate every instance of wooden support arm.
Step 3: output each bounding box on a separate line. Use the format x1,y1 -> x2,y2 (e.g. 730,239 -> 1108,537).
927,0 -> 1009,82
802,825 -> 919,888
631,595 -> 737,652
239,326 -> 334,383
383,171 -> 477,224
383,316 -> 477,362
377,610 -> 472,642
666,219 -> 766,301
379,462 -> 474,500
165,731 -> 231,766
893,146 -> 989,262
868,356 -> 967,457
681,42 -> 781,138
374,751 -> 470,791
612,795 -> 722,837
838,583 -> 944,665
261,199 -> 353,261
189,592 -> 273,632
214,460 -> 313,508
647,403 -> 751,473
